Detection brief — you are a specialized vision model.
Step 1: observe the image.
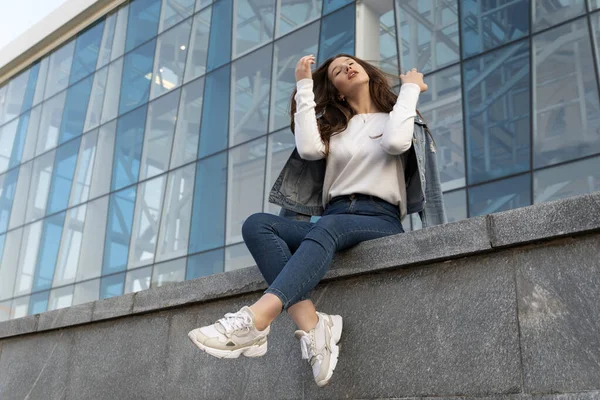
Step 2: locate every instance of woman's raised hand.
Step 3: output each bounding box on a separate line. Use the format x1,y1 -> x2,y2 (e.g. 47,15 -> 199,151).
295,55 -> 316,82
400,68 -> 428,93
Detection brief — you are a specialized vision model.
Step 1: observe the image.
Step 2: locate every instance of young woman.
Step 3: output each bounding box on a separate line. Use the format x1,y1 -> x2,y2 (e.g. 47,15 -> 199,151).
188,54 -> 443,387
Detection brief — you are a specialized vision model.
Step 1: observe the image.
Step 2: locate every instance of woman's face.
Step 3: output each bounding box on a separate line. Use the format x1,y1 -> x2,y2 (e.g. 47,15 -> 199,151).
327,57 -> 369,99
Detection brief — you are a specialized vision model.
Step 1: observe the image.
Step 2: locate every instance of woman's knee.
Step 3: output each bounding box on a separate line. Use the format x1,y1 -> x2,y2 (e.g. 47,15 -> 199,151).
241,212 -> 274,240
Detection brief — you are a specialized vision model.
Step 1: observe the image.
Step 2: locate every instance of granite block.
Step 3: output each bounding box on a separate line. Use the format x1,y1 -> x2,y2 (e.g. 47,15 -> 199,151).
37,302 -> 93,331
0,314 -> 38,339
91,292 -> 134,321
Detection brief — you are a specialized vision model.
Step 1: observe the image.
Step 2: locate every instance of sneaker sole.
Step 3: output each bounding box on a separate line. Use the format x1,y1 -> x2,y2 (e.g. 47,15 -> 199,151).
187,332 -> 268,359
316,315 -> 343,387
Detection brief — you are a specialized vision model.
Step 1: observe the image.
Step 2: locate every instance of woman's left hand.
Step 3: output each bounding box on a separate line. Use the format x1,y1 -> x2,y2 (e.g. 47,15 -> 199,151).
400,68 -> 428,93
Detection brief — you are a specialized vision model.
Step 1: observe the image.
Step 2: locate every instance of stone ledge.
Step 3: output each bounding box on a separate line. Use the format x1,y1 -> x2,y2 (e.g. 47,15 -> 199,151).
0,191 -> 598,339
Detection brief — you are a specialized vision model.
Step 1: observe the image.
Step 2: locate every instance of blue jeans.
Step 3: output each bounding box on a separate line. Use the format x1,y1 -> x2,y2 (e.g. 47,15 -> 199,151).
241,195 -> 404,310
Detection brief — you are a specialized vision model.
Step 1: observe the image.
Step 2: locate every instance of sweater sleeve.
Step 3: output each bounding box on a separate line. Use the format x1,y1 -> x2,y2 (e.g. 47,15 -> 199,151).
380,83 -> 420,155
293,79 -> 326,160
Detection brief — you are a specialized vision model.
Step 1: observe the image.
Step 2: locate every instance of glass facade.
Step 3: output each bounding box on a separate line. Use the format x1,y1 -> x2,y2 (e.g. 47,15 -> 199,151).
0,0 -> 599,320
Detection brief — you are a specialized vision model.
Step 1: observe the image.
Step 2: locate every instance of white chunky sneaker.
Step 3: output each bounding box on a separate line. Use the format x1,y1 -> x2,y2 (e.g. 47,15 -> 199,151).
294,312 -> 343,387
188,306 -> 270,359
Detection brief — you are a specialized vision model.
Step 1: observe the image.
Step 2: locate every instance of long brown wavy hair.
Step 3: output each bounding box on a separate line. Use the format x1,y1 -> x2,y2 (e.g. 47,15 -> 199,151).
289,53 -> 429,155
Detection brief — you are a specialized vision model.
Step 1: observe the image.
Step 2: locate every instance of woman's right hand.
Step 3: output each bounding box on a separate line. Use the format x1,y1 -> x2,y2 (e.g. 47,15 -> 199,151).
295,55 -> 315,82
400,68 -> 428,92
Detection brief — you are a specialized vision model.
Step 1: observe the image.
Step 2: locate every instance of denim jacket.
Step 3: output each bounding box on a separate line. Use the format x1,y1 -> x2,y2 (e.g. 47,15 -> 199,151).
268,115 -> 447,228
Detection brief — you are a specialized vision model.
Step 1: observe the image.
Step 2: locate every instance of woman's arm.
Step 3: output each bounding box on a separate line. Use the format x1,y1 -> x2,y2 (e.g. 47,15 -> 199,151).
379,82 -> 421,155
293,79 -> 326,160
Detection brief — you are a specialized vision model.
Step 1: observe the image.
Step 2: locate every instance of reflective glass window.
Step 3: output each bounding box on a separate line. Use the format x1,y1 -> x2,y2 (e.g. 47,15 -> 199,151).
276,0 -> 321,37
0,168 -> 19,234
59,75 -> 94,144
77,196 -> 109,282
395,0 -> 459,73
0,228 -> 22,301
29,291 -> 50,315
141,89 -> 181,180
323,0 -> 352,15
128,174 -> 167,269
47,137 -> 81,215
592,0 -> 600,10
4,112 -> 33,171
119,39 -> 156,116
125,0 -> 162,53
468,174 -> 531,217
159,0 -> 195,33
356,0 -> 398,75
21,106 -> 42,164
533,0 -> 586,32
0,299 -> 8,322
264,129 -> 295,214
103,187 -> 137,275
84,66 -> 109,132
97,12 -> 118,69
189,153 -> 227,253
270,22 -> 320,131
418,65 -> 465,191
70,20 -> 105,85
0,68 -> 31,124
196,0 -> 213,11
533,18 -> 600,168
112,105 -> 148,191
53,204 -> 87,287
25,150 -> 55,223
36,90 -> 67,155
464,41 -> 530,184
32,212 -> 66,292
171,77 -> 204,168
89,121 -> 117,199
0,119 -> 19,174
318,4 -> 355,64
184,7 -> 212,82
152,257 -> 186,288
13,221 -> 43,297
151,20 -> 191,99
125,266 -> 152,293
187,248 -> 223,279
199,65 -> 230,157
233,0 -> 275,57
534,156 -> 600,203
72,278 -> 100,305
111,5 -> 130,62
44,40 -> 76,100
100,272 -> 126,299
48,285 -> 74,311
225,243 -> 254,271
227,137 -> 266,244
8,162 -> 32,230
230,44 -> 272,146
68,129 -> 97,207
156,164 -> 195,262
207,0 -> 233,71
33,57 -> 50,107
443,189 -> 467,223
460,0 -> 529,58
21,63 -> 41,114
101,58 -> 124,125
11,295 -> 30,319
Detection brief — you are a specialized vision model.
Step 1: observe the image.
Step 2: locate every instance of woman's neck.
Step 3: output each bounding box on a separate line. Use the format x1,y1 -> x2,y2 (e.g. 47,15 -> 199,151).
346,84 -> 379,114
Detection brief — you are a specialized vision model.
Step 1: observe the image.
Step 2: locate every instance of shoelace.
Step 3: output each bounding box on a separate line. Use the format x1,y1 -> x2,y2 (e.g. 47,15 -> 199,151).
218,311 -> 253,334
299,333 -> 323,364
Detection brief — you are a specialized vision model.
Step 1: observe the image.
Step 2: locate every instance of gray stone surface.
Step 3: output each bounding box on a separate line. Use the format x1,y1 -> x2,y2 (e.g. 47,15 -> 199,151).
516,235 -> 600,393
92,292 -> 134,321
37,302 -> 93,331
532,392 -> 600,400
489,192 -> 600,248
304,251 -> 521,399
0,314 -> 38,339
327,216 -> 491,279
0,330 -> 72,400
133,266 -> 267,314
64,312 -> 171,400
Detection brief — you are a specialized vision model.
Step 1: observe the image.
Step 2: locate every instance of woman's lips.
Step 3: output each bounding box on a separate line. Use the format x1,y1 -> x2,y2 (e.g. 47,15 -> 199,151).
348,70 -> 358,80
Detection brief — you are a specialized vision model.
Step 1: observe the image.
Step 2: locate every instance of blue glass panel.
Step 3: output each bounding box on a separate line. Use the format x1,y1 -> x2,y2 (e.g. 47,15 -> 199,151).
460,0 -> 529,58
318,3 -> 355,64
186,248 -> 224,279
100,272 -> 126,299
323,0 -> 352,15
46,138 -> 81,215
21,62 -> 40,113
198,65 -> 230,157
126,0 -> 161,52
103,187 -> 137,275
8,112 -> 31,170
32,212 -> 66,292
59,75 -> 94,144
70,20 -> 106,85
463,41 -> 530,185
188,153 -> 227,253
468,174 -> 531,217
119,39 -> 156,115
0,168 -> 19,234
206,0 -> 232,71
29,291 -> 50,315
0,234 -> 5,262
112,105 -> 147,191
